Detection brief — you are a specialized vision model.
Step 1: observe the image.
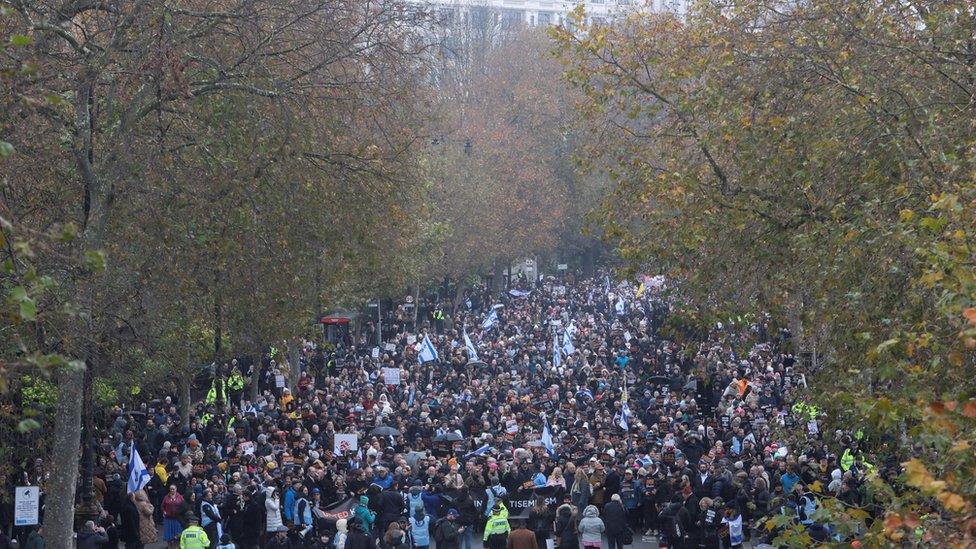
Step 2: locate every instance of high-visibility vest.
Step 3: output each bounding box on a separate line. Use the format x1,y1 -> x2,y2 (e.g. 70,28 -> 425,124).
840,449 -> 854,472
200,413 -> 213,427
180,525 -> 210,549
228,371 -> 245,390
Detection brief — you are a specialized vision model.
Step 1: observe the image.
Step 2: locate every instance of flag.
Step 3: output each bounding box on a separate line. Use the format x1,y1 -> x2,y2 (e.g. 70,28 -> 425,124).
552,330 -> 561,367
481,308 -> 498,331
541,421 -> 555,455
635,282 -> 645,299
464,444 -> 492,460
418,334 -> 439,364
576,388 -> 594,402
127,445 -> 151,494
562,330 -> 575,357
463,330 -> 480,361
619,401 -> 631,431
508,289 -> 532,298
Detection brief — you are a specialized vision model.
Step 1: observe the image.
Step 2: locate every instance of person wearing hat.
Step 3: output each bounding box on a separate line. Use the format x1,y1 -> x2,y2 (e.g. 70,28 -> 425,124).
266,525 -> 293,549
432,508 -> 462,549
482,502 -> 510,549
179,515 -> 210,549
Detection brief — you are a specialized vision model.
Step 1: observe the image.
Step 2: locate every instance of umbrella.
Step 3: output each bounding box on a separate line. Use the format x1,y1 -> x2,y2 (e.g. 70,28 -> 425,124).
648,376 -> 670,385
434,432 -> 463,442
371,426 -> 401,437
467,361 -> 488,369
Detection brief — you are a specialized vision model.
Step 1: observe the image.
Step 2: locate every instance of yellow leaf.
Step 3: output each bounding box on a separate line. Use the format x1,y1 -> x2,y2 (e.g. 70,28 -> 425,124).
938,492 -> 967,512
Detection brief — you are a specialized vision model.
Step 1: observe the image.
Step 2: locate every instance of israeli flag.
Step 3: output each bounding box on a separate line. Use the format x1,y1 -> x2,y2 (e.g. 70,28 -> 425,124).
481,308 -> 498,331
127,445 -> 151,494
552,330 -> 561,367
619,401 -> 632,431
418,334 -> 439,364
541,421 -> 555,455
576,388 -> 594,402
464,444 -> 492,460
562,330 -> 575,357
463,330 -> 480,361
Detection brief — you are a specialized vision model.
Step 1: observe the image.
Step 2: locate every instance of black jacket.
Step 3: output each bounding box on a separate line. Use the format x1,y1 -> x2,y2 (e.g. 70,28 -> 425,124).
602,501 -> 628,535
378,489 -> 405,522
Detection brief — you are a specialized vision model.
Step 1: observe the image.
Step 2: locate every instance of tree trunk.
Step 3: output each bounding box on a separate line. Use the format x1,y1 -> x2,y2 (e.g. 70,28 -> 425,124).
582,243 -> 597,279
213,269 -> 223,362
287,340 -> 301,389
250,353 -> 261,402
179,373 -> 192,429
490,260 -> 505,293
45,364 -> 86,544
453,278 -> 466,312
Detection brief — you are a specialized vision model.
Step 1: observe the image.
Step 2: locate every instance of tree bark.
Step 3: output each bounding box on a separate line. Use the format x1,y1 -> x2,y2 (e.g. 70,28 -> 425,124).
250,353 -> 261,402
45,364 -> 86,543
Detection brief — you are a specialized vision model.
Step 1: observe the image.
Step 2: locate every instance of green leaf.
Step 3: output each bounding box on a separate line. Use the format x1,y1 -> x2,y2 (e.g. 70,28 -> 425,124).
84,250 -> 106,272
9,34 -> 32,47
19,296 -> 36,321
16,419 -> 41,433
0,141 -> 13,157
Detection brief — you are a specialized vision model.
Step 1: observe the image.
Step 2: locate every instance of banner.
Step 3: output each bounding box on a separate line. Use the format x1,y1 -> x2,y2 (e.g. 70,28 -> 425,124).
471,486 -> 563,519
318,496 -> 358,525
334,434 -> 358,455
382,367 -> 401,385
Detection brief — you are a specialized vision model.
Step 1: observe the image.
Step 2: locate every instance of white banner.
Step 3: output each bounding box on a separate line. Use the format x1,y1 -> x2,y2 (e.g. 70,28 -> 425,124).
382,367 -> 401,385
334,434 -> 358,455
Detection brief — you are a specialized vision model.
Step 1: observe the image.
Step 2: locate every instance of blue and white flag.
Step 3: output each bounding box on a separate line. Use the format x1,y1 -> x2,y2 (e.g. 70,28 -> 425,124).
576,388 -> 594,402
127,445 -> 151,494
482,308 -> 498,331
562,330 -> 575,357
552,330 -> 561,367
541,421 -> 555,455
463,330 -> 480,361
509,288 -> 532,298
464,444 -> 492,460
619,401 -> 632,431
418,334 -> 439,364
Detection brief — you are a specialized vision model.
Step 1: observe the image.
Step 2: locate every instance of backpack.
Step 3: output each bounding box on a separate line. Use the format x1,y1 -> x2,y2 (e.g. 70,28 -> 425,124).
432,519 -> 447,544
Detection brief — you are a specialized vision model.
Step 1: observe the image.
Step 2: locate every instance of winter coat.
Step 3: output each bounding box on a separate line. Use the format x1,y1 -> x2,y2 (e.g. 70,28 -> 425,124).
553,506 -> 578,549
76,527 -> 108,549
602,500 -> 628,536
132,489 -> 158,544
577,505 -> 605,544
266,490 -> 285,533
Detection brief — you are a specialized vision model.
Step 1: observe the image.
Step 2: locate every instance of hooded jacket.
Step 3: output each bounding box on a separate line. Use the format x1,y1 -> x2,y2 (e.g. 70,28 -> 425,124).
577,505 -> 605,544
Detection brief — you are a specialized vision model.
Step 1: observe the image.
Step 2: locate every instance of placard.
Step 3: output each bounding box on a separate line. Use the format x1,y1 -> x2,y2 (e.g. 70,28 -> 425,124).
406,335 -> 417,345
275,374 -> 286,388
371,347 -> 380,359
506,419 -> 519,434
382,367 -> 401,385
807,420 -> 819,434
14,486 -> 39,526
239,441 -> 256,456
334,434 -> 359,455
384,343 -> 396,352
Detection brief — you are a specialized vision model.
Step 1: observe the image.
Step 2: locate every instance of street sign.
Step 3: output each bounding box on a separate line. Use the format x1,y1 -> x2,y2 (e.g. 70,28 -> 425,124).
14,486 -> 39,526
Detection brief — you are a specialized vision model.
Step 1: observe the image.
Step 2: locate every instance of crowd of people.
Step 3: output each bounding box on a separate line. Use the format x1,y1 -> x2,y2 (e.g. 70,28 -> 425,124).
5,270 -> 881,549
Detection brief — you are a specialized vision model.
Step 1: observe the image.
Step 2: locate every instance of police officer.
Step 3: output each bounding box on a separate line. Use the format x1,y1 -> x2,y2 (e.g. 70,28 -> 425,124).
180,515 -> 211,549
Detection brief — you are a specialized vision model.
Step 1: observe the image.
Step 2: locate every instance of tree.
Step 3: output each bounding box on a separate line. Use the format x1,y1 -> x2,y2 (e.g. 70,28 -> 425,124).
1,0 -> 435,543
554,0 -> 976,544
